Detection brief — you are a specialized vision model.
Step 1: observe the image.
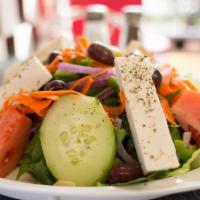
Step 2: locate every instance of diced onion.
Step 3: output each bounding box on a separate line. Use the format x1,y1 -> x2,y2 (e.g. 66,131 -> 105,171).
117,146 -> 138,165
113,117 -> 122,128
183,131 -> 192,147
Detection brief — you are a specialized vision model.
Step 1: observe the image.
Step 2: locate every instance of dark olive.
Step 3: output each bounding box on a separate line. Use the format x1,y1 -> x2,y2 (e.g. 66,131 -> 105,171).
152,68 -> 162,88
43,80 -> 67,91
88,42 -> 114,65
108,162 -> 142,184
47,50 -> 61,64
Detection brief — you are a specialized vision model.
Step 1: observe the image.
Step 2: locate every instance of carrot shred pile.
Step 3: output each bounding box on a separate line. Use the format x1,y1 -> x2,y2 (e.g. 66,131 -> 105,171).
158,94 -> 177,125
75,36 -> 90,54
46,56 -> 61,73
70,69 -> 108,90
157,64 -> 198,125
46,36 -> 90,73
3,90 -> 80,117
158,65 -> 197,97
103,90 -> 126,117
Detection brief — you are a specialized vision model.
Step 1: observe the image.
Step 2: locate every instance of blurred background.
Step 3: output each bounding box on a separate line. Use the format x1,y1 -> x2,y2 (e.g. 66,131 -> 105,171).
0,0 -> 200,70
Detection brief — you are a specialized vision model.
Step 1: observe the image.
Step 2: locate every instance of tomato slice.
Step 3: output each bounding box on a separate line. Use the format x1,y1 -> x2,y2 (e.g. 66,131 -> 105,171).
0,108 -> 32,177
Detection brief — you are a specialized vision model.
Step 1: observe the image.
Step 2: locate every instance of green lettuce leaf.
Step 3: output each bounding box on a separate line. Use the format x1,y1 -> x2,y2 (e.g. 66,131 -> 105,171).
169,124 -> 182,141
17,132 -> 55,185
174,140 -> 197,162
114,127 -> 128,147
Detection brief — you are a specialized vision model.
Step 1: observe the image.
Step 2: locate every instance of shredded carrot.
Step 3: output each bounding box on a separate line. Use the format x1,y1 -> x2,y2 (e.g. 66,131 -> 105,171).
158,64 -> 198,97
3,90 -> 81,117
3,93 -> 53,117
158,67 -> 181,96
159,94 -> 177,125
81,78 -> 94,94
62,50 -> 86,61
70,69 -> 108,90
75,36 -> 90,54
31,90 -> 80,99
103,91 -> 126,117
183,79 -> 198,91
46,56 -> 61,73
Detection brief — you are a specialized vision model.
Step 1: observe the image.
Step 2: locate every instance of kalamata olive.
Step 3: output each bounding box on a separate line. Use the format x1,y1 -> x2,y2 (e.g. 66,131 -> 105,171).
152,68 -> 162,88
88,42 -> 114,65
47,50 -> 61,64
43,80 -> 67,91
108,162 -> 142,184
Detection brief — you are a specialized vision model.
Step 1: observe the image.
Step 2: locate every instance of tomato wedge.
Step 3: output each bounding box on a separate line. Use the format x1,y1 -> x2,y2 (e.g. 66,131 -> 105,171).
0,108 -> 32,177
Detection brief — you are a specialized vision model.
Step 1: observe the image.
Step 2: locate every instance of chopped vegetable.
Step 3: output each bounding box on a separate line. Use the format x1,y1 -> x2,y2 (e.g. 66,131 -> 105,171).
75,36 -> 90,54
96,87 -> 114,100
81,78 -> 93,94
31,90 -> 80,99
107,77 -> 120,93
18,132 -> 55,185
169,124 -> 182,141
40,94 -> 116,186
171,90 -> 200,147
175,140 -> 197,162
54,70 -> 80,82
0,108 -> 32,177
46,56 -> 61,73
103,91 -> 126,117
3,93 -> 53,116
70,69 -> 108,90
58,62 -> 103,74
159,94 -> 177,125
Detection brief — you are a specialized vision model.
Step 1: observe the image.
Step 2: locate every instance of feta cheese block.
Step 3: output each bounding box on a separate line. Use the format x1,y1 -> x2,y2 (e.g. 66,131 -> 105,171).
115,54 -> 179,174
4,36 -> 68,83
0,57 -> 52,107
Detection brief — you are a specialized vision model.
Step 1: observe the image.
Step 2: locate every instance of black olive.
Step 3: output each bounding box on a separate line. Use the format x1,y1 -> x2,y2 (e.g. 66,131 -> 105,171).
43,80 -> 67,91
152,68 -> 162,88
108,162 -> 142,184
47,50 -> 61,64
88,42 -> 114,66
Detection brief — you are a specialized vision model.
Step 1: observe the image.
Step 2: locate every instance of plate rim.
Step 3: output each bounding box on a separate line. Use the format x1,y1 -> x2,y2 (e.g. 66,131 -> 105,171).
1,168 -> 200,198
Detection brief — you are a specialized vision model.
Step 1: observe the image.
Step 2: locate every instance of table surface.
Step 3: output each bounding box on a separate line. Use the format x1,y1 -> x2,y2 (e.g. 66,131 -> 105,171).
0,52 -> 200,200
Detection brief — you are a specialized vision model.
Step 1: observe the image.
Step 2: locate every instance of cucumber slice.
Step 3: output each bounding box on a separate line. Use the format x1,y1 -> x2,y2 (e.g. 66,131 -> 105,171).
40,94 -> 116,186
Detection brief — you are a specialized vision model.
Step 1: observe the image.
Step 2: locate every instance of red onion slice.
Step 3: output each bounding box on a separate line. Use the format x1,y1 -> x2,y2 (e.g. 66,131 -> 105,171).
58,62 -> 102,74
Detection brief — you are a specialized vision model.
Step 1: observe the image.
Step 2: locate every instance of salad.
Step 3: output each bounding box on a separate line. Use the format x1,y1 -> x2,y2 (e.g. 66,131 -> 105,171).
1,36 -> 200,187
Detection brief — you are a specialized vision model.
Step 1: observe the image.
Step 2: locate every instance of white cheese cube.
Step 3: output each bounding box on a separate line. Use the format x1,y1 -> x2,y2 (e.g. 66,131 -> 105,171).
115,54 -> 179,174
4,36 -> 68,83
0,57 -> 52,107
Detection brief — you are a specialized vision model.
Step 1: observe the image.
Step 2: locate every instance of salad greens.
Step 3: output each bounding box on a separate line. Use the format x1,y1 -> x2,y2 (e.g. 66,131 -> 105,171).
18,132 -> 55,185
2,37 -> 200,187
169,124 -> 182,141
115,127 -> 128,148
107,77 -> 120,94
175,140 -> 197,162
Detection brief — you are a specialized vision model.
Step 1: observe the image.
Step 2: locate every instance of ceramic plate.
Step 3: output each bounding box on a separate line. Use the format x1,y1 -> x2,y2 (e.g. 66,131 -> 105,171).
0,167 -> 200,200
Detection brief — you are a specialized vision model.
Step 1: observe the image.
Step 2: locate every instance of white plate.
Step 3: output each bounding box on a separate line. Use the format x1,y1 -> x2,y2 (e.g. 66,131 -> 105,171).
0,167 -> 200,200
1,52 -> 200,200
